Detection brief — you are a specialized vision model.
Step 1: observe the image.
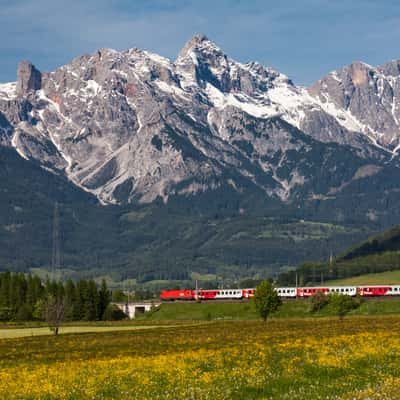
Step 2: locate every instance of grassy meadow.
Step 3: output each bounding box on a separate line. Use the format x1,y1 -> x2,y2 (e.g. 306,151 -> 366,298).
1,316 -> 400,399
139,298 -> 400,320
328,269 -> 400,285
0,324 -> 167,339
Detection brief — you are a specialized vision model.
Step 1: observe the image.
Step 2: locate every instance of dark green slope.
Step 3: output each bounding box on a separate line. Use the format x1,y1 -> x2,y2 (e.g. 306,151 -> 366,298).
339,225 -> 400,261
0,147 -> 101,270
4,144 -> 400,285
0,147 -> 365,282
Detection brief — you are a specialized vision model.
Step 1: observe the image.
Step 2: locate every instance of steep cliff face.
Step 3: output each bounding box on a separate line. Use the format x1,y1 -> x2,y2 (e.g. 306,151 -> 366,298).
309,60 -> 400,152
0,35 -> 398,205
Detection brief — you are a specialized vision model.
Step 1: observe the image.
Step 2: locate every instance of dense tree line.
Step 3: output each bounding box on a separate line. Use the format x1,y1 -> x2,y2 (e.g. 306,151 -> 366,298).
0,272 -> 115,322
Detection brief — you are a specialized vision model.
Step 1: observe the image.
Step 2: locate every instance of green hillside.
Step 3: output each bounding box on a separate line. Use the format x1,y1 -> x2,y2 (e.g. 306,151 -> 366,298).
278,224 -> 400,286
328,270 -> 400,285
339,225 -> 400,261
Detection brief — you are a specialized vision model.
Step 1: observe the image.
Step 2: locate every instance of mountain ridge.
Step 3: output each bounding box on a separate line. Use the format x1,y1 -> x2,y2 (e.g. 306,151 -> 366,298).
0,34 -> 399,207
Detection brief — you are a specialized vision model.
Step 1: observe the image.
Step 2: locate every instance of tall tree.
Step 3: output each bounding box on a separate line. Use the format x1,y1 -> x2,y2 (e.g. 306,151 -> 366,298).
98,279 -> 111,320
253,280 -> 282,322
84,280 -> 99,321
46,295 -> 65,335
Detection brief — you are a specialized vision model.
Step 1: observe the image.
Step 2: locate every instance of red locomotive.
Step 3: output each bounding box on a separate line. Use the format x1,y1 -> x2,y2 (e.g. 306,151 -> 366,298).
160,288 -> 254,301
160,285 -> 400,301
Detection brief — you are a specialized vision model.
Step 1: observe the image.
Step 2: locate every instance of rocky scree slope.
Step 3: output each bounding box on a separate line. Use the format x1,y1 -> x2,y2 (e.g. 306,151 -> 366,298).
0,35 -> 399,206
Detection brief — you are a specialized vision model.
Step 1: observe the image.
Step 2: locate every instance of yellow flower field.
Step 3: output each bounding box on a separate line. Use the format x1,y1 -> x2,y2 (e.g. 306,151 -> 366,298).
1,317 -> 400,399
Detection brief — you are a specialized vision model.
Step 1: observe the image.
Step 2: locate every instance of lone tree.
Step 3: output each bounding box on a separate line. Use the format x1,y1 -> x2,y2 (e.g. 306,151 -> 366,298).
46,295 -> 65,335
253,280 -> 282,322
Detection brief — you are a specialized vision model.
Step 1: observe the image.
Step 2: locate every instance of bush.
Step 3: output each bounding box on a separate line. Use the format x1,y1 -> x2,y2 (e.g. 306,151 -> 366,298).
16,304 -> 33,321
102,304 -> 127,321
0,307 -> 12,321
309,292 -> 330,313
327,294 -> 361,319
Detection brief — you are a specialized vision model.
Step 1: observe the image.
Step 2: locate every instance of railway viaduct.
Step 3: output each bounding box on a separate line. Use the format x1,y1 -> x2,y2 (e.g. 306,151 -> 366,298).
113,301 -> 161,319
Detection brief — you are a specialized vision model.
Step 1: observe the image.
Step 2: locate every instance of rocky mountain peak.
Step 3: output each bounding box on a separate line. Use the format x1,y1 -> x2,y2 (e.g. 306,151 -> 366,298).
379,59 -> 400,77
1,36 -> 400,206
175,34 -> 232,91
307,59 -> 400,150
177,34 -> 213,59
16,61 -> 42,96
348,61 -> 372,87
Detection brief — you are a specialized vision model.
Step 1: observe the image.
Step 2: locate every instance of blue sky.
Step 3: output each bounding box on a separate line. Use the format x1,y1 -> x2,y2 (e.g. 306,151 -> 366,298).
1,0 -> 400,85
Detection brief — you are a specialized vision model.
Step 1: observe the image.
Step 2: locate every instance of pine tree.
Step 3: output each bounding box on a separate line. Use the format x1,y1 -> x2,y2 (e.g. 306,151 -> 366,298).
75,280 -> 88,320
64,280 -> 76,321
98,279 -> 111,320
84,280 -> 99,321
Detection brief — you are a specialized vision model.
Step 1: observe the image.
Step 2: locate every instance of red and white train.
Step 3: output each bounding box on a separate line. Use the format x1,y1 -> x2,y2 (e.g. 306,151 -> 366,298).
160,285 -> 400,301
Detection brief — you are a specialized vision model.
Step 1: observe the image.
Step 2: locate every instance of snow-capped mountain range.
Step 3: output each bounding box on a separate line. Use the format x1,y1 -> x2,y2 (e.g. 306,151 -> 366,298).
0,34 -> 399,205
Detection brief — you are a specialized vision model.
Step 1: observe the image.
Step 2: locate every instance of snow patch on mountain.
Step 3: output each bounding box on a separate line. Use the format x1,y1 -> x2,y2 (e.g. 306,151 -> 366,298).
0,82 -> 17,100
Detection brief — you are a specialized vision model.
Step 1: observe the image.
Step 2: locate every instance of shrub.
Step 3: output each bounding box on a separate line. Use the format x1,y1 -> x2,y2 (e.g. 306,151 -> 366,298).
309,292 -> 330,313
16,304 -> 33,321
328,294 -> 360,319
102,304 -> 127,321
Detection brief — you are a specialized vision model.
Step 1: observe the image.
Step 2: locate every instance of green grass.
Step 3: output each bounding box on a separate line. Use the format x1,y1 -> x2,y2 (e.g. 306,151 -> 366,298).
356,299 -> 400,315
141,302 -> 259,320
0,324 -> 166,339
139,298 -> 400,321
328,270 -> 400,285
190,272 -> 217,281
3,299 -> 400,339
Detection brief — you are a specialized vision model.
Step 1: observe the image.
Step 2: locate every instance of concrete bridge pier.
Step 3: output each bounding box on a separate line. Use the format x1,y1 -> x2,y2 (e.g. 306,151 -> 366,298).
113,302 -> 160,319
